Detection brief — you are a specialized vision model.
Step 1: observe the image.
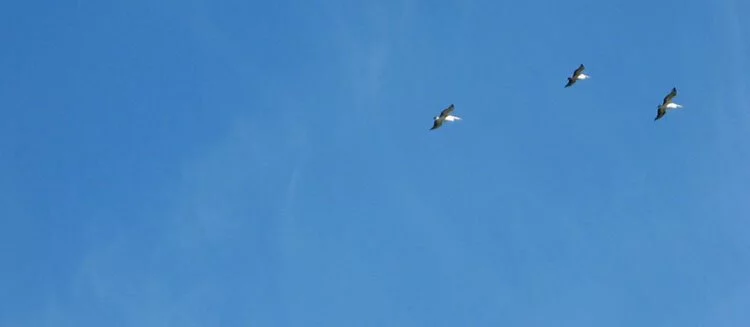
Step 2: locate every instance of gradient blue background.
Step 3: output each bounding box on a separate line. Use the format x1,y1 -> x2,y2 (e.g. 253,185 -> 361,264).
2,0 -> 749,326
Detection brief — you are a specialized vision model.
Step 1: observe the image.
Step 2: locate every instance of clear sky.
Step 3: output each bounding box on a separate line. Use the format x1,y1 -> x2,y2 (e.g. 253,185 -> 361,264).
1,0 -> 749,326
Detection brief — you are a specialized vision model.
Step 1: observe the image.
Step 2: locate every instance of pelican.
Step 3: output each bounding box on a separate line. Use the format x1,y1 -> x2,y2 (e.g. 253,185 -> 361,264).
430,104 -> 461,130
564,64 -> 590,88
654,87 -> 683,121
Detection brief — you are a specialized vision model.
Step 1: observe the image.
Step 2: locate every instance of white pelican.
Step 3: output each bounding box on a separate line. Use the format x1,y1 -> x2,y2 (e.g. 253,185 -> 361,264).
565,64 -> 590,88
655,87 -> 683,121
430,104 -> 461,130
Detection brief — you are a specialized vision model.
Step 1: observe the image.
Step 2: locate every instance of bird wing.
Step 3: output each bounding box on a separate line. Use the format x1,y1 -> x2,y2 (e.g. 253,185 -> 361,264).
440,104 -> 455,117
662,87 -> 677,105
565,77 -> 575,87
572,64 -> 585,77
655,107 -> 666,120
430,119 -> 443,130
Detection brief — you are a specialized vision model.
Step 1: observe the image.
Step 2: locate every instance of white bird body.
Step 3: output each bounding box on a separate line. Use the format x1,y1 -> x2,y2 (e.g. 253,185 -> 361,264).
665,103 -> 682,109
443,115 -> 461,121
577,73 -> 590,80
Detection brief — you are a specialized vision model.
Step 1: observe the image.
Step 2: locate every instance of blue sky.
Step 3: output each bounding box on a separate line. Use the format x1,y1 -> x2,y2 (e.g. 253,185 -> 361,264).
1,0 -> 749,325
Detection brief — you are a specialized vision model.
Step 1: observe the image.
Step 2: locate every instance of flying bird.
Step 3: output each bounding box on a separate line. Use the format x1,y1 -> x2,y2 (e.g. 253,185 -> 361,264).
430,104 -> 461,130
564,64 -> 590,87
654,87 -> 683,121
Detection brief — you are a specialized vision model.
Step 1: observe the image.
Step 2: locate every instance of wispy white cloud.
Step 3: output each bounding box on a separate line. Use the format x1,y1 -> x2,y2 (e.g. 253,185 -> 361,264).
49,121 -> 276,324
31,2 -> 449,325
